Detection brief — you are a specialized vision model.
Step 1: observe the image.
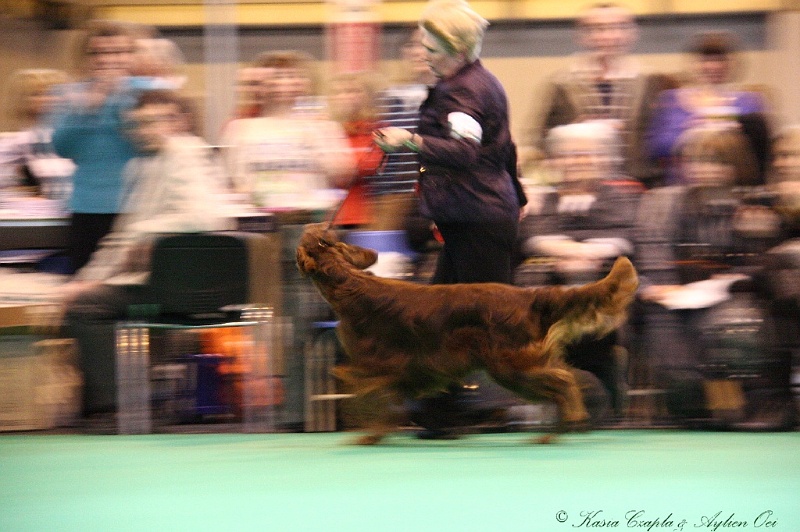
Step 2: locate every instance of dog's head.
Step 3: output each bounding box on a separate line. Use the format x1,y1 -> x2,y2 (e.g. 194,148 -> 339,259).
296,223 -> 379,276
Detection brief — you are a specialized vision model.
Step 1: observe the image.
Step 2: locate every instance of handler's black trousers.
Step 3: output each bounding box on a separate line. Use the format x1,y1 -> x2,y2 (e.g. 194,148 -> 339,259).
415,218 -> 519,432
432,219 -> 518,285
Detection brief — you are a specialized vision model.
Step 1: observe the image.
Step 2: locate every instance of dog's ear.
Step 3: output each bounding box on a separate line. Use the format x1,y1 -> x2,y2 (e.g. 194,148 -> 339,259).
335,242 -> 378,270
296,246 -> 317,275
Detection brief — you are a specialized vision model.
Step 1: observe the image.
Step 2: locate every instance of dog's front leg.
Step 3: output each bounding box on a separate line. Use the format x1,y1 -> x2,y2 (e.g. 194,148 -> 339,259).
355,429 -> 391,446
341,387 -> 404,445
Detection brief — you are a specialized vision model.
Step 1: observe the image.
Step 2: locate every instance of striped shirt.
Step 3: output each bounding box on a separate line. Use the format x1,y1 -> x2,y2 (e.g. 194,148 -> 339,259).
370,83 -> 429,195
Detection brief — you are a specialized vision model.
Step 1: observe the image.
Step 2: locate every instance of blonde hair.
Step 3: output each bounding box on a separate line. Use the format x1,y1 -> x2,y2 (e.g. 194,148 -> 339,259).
254,50 -> 319,95
419,0 -> 488,62
132,37 -> 185,78
3,68 -> 71,129
327,72 -> 380,126
677,125 -> 760,186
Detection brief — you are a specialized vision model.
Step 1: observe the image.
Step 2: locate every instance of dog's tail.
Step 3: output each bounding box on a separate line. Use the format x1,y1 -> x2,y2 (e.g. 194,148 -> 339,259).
542,256 -> 639,357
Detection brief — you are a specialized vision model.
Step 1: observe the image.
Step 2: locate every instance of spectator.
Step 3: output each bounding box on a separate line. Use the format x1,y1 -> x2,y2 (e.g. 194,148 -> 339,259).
766,125 -> 800,239
521,121 -> 643,269
518,121 -> 644,417
373,28 -> 438,196
50,20 -> 146,272
327,72 -> 386,228
0,68 -> 74,201
60,89 -> 233,419
635,125 -> 771,429
231,65 -> 270,121
528,2 -> 666,188
130,35 -> 187,90
646,31 -> 768,185
220,50 -> 354,213
375,28 -> 440,263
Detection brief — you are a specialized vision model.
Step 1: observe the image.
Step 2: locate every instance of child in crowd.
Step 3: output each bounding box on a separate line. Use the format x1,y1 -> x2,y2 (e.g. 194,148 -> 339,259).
327,72 -> 386,228
635,125 -> 796,430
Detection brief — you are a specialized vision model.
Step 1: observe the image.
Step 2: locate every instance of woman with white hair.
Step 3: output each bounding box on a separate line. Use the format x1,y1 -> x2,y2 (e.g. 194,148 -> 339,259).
521,120 -> 642,263
517,120 -> 645,419
375,0 -> 523,285
544,120 -> 623,187
375,0 -> 525,439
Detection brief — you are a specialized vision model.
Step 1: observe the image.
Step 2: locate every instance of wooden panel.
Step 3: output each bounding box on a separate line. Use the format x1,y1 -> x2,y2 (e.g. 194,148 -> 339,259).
81,0 -> 785,27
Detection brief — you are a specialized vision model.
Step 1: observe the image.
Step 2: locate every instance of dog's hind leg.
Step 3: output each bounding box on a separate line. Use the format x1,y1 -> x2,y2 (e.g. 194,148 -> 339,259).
488,361 -> 588,443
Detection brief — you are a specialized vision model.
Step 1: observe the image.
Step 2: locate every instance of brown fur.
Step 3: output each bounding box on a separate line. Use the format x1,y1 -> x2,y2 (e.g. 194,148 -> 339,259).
296,223 -> 639,444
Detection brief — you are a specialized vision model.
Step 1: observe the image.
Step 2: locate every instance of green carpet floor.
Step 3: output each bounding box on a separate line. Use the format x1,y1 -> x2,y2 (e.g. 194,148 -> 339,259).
1,430 -> 798,532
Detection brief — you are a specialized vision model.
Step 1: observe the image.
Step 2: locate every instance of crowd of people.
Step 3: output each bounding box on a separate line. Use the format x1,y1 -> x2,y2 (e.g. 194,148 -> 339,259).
1,1 -> 798,433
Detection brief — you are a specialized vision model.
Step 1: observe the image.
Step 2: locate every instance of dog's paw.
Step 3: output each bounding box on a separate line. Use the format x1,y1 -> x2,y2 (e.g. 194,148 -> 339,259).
352,433 -> 385,445
563,419 -> 591,433
532,419 -> 590,444
534,433 -> 558,444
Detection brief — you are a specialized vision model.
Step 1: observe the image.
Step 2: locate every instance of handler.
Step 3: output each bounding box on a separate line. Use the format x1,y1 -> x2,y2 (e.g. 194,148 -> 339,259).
375,0 -> 522,283
375,0 -> 524,436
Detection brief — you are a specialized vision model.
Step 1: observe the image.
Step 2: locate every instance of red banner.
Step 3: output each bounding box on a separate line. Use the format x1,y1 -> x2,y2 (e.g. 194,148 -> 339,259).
327,21 -> 381,73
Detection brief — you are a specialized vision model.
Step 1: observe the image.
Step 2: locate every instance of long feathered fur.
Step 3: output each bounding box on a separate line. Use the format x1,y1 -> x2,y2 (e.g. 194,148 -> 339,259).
296,223 -> 638,444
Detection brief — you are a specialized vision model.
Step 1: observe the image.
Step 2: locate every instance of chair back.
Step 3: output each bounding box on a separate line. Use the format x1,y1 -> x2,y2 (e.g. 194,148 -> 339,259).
146,233 -> 249,317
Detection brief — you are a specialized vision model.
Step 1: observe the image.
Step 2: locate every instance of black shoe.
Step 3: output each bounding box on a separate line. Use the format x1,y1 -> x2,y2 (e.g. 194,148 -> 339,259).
80,413 -> 118,435
416,428 -> 461,440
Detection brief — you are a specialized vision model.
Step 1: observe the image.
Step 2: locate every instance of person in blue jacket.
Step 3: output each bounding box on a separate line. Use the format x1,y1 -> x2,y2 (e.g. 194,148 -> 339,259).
51,20 -> 146,272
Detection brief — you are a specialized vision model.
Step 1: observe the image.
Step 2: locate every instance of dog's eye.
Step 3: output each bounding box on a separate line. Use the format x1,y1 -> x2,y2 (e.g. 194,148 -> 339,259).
318,240 -> 331,248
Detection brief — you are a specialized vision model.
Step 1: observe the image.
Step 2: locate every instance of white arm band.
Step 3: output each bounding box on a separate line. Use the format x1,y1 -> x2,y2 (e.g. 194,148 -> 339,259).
447,112 -> 483,143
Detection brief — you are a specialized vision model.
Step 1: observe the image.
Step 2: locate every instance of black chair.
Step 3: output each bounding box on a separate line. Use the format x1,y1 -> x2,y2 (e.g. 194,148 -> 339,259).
136,232 -> 250,321
115,232 -> 278,434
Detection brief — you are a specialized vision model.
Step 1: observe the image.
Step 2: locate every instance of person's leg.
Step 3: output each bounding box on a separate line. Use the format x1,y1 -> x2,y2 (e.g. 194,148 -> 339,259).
69,213 -> 117,272
565,332 -> 620,419
416,219 -> 519,437
63,284 -> 135,416
430,224 -> 457,285
433,220 -> 518,284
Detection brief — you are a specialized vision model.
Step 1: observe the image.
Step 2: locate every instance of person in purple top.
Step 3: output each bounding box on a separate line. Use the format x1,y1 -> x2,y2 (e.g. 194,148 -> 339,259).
646,31 -> 767,185
375,0 -> 522,286
374,0 -> 525,438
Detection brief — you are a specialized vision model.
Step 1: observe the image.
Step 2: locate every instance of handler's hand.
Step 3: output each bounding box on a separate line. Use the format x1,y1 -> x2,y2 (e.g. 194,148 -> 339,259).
374,127 -> 413,152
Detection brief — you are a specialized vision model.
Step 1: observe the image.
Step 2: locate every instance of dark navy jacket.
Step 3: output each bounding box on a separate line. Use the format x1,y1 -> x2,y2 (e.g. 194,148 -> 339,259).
416,60 -> 520,224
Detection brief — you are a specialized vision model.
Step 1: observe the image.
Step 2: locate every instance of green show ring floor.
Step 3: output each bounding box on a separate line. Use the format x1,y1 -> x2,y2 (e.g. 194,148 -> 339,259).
1,430 -> 798,532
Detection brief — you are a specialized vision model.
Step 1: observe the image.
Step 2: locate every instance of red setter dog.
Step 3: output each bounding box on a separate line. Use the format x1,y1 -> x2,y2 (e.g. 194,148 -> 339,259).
296,223 -> 638,444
